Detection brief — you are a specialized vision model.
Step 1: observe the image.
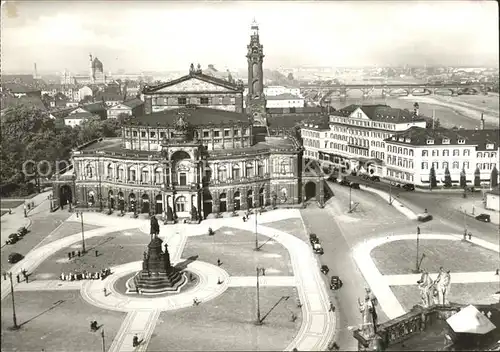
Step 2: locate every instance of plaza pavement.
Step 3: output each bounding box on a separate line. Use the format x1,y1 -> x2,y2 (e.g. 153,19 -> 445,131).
352,233 -> 500,320
1,209 -> 336,352
0,190 -> 52,246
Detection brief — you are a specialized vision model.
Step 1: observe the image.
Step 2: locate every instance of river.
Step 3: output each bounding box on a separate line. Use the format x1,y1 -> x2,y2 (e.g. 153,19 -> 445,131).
325,91 -> 499,130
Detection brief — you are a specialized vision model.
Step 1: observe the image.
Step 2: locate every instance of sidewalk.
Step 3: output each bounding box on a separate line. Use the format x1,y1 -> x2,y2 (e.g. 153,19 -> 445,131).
359,184 -> 418,220
449,197 -> 500,226
0,190 -> 52,246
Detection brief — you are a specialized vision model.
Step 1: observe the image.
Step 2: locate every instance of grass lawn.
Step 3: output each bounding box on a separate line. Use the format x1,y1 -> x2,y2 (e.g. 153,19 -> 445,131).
371,239 -> 498,275
33,229 -> 149,280
148,287 -> 301,351
0,211 -> 74,272
264,218 -> 306,240
0,200 -> 25,209
391,283 -> 500,312
34,222 -> 101,249
1,290 -> 125,352
182,226 -> 293,276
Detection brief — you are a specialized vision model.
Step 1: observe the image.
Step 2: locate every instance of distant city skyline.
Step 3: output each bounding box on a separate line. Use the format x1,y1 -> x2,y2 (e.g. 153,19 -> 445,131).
1,0 -> 499,74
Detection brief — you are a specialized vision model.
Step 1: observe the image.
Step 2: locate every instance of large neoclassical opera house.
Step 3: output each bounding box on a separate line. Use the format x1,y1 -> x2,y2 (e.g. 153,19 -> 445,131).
52,22 -> 328,219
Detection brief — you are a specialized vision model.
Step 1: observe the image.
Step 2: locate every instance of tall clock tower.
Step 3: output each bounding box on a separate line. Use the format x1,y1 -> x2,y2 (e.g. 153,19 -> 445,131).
246,20 -> 267,125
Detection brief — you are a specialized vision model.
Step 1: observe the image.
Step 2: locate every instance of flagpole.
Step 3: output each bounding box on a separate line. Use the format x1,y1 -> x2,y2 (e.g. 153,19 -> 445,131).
432,109 -> 435,130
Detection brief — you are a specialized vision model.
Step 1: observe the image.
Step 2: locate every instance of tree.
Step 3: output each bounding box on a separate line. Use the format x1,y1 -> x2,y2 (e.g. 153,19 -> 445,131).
474,167 -> 481,187
443,167 -> 452,188
491,165 -> 498,188
79,95 -> 93,104
287,73 -> 294,81
429,165 -> 437,189
460,169 -> 467,188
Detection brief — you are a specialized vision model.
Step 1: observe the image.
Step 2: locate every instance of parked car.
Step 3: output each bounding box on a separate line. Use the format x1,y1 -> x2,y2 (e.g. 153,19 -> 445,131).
417,213 -> 433,222
402,184 -> 415,191
330,275 -> 343,290
8,252 -> 24,264
370,176 -> 380,182
6,233 -> 19,245
350,183 -> 360,189
17,227 -> 28,236
313,243 -> 324,255
339,178 -> 351,187
475,214 -> 491,223
309,233 -> 319,244
360,174 -> 371,180
320,265 -> 330,275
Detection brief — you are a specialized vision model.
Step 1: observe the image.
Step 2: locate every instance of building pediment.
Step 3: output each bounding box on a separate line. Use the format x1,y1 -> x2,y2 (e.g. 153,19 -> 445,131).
350,107 -> 370,120
144,73 -> 242,94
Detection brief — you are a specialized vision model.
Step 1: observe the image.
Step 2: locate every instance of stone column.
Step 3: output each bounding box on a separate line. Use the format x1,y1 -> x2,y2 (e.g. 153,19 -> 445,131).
241,186 -> 248,210
228,189 -> 234,212
213,192 -> 220,213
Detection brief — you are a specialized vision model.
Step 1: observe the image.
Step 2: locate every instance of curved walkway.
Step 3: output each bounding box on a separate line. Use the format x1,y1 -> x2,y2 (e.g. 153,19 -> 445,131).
352,233 -> 499,320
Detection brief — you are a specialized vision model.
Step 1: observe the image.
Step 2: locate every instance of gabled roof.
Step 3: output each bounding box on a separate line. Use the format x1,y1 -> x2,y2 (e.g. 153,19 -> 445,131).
121,98 -> 144,109
143,72 -> 242,93
81,102 -> 107,113
51,107 -> 77,118
331,104 -> 426,123
385,126 -> 500,150
131,106 -> 250,127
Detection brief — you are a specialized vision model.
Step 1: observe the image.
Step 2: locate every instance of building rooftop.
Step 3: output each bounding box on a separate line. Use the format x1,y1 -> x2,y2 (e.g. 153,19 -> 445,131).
81,102 -> 107,113
65,112 -> 98,120
130,106 -> 251,127
143,71 -> 242,94
2,83 -> 41,93
385,126 -> 500,150
121,98 -> 144,109
332,104 -> 426,124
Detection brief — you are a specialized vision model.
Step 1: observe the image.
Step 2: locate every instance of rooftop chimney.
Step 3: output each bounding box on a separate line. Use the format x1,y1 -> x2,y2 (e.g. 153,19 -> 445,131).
480,113 -> 485,130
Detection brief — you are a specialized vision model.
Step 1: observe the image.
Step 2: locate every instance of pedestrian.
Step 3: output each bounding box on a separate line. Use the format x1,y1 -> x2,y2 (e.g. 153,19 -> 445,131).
103,288 -> 107,296
261,268 -> 266,276
3,272 -> 6,280
77,250 -> 81,257
16,274 -> 20,283
329,301 -> 335,312
242,216 -> 246,222
496,269 -> 499,275
217,258 -> 221,266
8,208 -> 12,214
95,250 -> 99,257
189,273 -> 194,281
296,299 -> 302,308
136,286 -> 139,294
24,205 -> 27,218
463,231 -> 467,240
68,252 -> 71,260
148,271 -> 151,278
290,312 -> 297,322
132,334 -> 139,347
468,232 -> 472,240
24,272 -> 29,283
217,277 -> 223,285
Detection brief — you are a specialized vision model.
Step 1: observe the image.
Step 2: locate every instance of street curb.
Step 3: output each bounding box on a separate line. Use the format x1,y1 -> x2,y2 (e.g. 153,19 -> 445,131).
359,185 -> 418,220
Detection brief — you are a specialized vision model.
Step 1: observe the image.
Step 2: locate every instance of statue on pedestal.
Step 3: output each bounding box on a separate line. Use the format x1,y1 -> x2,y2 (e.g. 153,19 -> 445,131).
150,215 -> 160,237
435,267 -> 451,305
166,206 -> 174,222
191,206 -> 199,222
417,269 -> 434,308
358,295 -> 375,339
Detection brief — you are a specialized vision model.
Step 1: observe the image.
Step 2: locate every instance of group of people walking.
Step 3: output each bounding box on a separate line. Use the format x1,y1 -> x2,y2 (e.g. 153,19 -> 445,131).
60,268 -> 111,281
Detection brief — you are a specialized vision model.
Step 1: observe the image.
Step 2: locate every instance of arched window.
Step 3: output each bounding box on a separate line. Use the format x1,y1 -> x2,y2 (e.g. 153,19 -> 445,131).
409,150 -> 414,157
107,163 -> 113,179
175,196 -> 187,212
443,150 -> 449,157
280,161 -> 289,174
218,165 -> 227,181
464,150 -> 470,157
154,168 -> 162,184
245,162 -> 254,178
422,150 -> 428,157
86,164 -> 93,178
398,147 -> 402,154
128,166 -> 136,182
443,162 -> 449,169
141,167 -> 149,183
432,150 -> 439,157
232,164 -> 240,179
478,152 -> 483,158
452,161 -> 459,169
118,166 -> 124,181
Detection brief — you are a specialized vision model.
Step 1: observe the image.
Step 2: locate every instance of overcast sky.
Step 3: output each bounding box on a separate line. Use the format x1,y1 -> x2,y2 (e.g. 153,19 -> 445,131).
1,0 -> 498,73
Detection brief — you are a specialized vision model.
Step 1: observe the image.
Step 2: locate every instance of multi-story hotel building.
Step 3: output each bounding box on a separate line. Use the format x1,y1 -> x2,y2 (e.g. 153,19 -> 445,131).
302,104 -> 427,176
52,22 -> 325,219
384,122 -> 499,187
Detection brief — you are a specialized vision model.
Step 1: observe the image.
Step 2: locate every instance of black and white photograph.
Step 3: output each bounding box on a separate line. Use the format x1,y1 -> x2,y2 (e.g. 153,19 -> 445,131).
1,0 -> 499,351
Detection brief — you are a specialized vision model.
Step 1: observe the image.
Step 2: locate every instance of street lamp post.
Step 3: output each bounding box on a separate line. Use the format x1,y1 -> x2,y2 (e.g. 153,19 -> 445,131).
76,211 -> 86,253
348,184 -> 353,213
255,267 -> 262,325
98,176 -> 103,212
101,328 -> 106,352
254,203 -> 259,251
415,226 -> 421,273
389,182 -> 393,205
8,272 -> 18,329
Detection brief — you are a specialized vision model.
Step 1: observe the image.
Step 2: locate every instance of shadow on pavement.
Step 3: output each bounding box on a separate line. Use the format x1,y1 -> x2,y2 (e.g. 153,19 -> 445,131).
19,299 -> 65,327
174,255 -> 199,270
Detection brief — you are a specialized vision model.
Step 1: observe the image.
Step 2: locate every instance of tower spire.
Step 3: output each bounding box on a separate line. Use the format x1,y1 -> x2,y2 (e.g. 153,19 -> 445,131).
246,20 -> 266,126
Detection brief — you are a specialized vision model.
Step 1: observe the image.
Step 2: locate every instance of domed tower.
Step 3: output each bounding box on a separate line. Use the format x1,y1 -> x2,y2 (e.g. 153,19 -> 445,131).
246,19 -> 267,125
